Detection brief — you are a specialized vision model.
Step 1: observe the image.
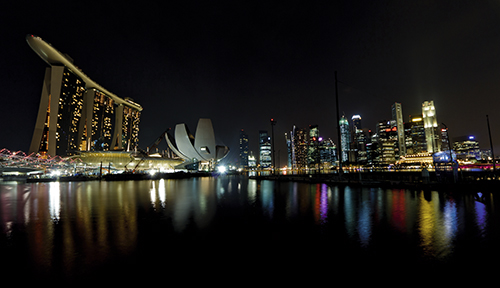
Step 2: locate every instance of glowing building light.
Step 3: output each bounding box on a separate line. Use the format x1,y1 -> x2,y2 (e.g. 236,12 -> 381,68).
217,166 -> 227,173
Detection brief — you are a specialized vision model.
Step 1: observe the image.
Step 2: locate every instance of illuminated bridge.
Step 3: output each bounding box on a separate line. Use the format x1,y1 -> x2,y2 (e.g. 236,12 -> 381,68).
0,148 -> 73,179
0,148 -> 184,180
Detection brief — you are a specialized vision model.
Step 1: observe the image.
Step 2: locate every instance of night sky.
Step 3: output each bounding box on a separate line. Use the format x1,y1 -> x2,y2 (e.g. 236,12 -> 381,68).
3,1 -> 500,166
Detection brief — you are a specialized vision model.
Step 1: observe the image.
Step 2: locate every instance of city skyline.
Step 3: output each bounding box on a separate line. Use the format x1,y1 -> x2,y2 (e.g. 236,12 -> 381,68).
2,1 -> 500,166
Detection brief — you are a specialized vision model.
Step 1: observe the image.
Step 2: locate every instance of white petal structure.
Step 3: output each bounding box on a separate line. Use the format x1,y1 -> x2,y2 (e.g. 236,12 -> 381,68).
166,118 -> 229,163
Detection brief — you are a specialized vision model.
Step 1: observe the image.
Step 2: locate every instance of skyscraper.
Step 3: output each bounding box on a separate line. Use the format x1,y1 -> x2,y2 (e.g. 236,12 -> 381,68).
285,132 -> 292,168
422,100 -> 441,153
391,102 -> 406,157
319,138 -> 337,167
339,115 -> 350,163
291,126 -> 308,170
374,120 -> 397,164
308,125 -> 320,168
405,115 -> 426,154
248,151 -> 257,168
441,127 -> 450,152
27,35 -> 142,156
239,129 -> 249,168
351,115 -> 368,163
259,130 -> 272,168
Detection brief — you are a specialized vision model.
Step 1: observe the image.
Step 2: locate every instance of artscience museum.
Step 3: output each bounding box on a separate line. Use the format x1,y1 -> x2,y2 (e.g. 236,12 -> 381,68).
166,118 -> 229,171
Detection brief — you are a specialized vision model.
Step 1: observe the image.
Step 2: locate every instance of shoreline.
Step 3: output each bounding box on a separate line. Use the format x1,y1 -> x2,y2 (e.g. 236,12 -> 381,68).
2,171 -> 498,193
248,174 -> 500,193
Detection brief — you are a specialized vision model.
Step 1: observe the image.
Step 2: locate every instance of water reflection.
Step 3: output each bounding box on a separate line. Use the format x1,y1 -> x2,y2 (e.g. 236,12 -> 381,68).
147,178 -> 217,232
475,200 -> 487,237
0,176 -> 499,282
260,180 -> 274,219
357,188 -> 372,247
49,182 -> 60,220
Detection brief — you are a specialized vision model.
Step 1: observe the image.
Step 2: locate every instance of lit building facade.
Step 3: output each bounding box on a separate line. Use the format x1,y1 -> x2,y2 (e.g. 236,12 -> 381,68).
351,115 -> 368,164
319,138 -> 337,167
308,125 -> 320,168
289,126 -> 308,170
239,129 -> 249,168
248,151 -> 257,168
376,120 -> 397,165
339,116 -> 350,163
422,100 -> 441,153
453,136 -> 480,161
441,128 -> 450,152
391,102 -> 406,157
259,130 -> 272,168
27,35 -> 142,157
405,115 -> 426,154
285,132 -> 292,168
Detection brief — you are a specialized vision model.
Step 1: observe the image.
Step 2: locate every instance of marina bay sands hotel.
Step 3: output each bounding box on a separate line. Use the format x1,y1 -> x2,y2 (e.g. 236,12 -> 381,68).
26,35 -> 142,157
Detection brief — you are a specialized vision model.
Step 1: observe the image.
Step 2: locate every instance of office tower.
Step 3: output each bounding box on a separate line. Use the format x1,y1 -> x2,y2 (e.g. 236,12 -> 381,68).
367,132 -> 379,165
453,136 -> 480,160
285,132 -> 292,168
352,115 -> 362,131
291,126 -> 308,169
391,102 -> 406,157
308,125 -> 320,168
405,115 -> 426,154
248,151 -> 257,168
441,127 -> 450,152
375,120 -> 397,164
339,115 -> 350,163
239,129 -> 249,168
27,35 -> 142,156
422,100 -> 441,153
295,127 -> 308,169
319,138 -> 337,167
351,115 -> 368,164
259,130 -> 272,168
289,127 -> 297,169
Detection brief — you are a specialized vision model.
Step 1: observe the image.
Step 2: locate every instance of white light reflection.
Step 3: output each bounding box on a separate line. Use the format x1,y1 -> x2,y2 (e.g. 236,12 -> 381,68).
49,182 -> 61,220
357,190 -> 372,248
443,199 -> 458,241
247,179 -> 257,205
158,179 -> 166,207
475,201 -> 488,237
150,180 -> 167,210
261,181 -> 274,219
150,181 -> 156,209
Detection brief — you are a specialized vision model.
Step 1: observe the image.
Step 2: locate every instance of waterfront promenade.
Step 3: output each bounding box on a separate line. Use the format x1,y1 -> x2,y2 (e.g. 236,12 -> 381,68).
3,165 -> 499,193
249,170 -> 500,192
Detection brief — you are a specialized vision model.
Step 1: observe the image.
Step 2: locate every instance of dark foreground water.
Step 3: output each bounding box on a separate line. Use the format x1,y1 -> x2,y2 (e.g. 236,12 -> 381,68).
1,175 -> 500,284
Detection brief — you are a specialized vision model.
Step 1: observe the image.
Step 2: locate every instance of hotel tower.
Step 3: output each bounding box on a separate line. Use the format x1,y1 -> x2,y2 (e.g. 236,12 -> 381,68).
26,35 -> 142,156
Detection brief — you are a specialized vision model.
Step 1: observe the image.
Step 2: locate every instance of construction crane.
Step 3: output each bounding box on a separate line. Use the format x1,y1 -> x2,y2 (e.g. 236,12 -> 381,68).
124,129 -> 174,173
146,129 -> 170,155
